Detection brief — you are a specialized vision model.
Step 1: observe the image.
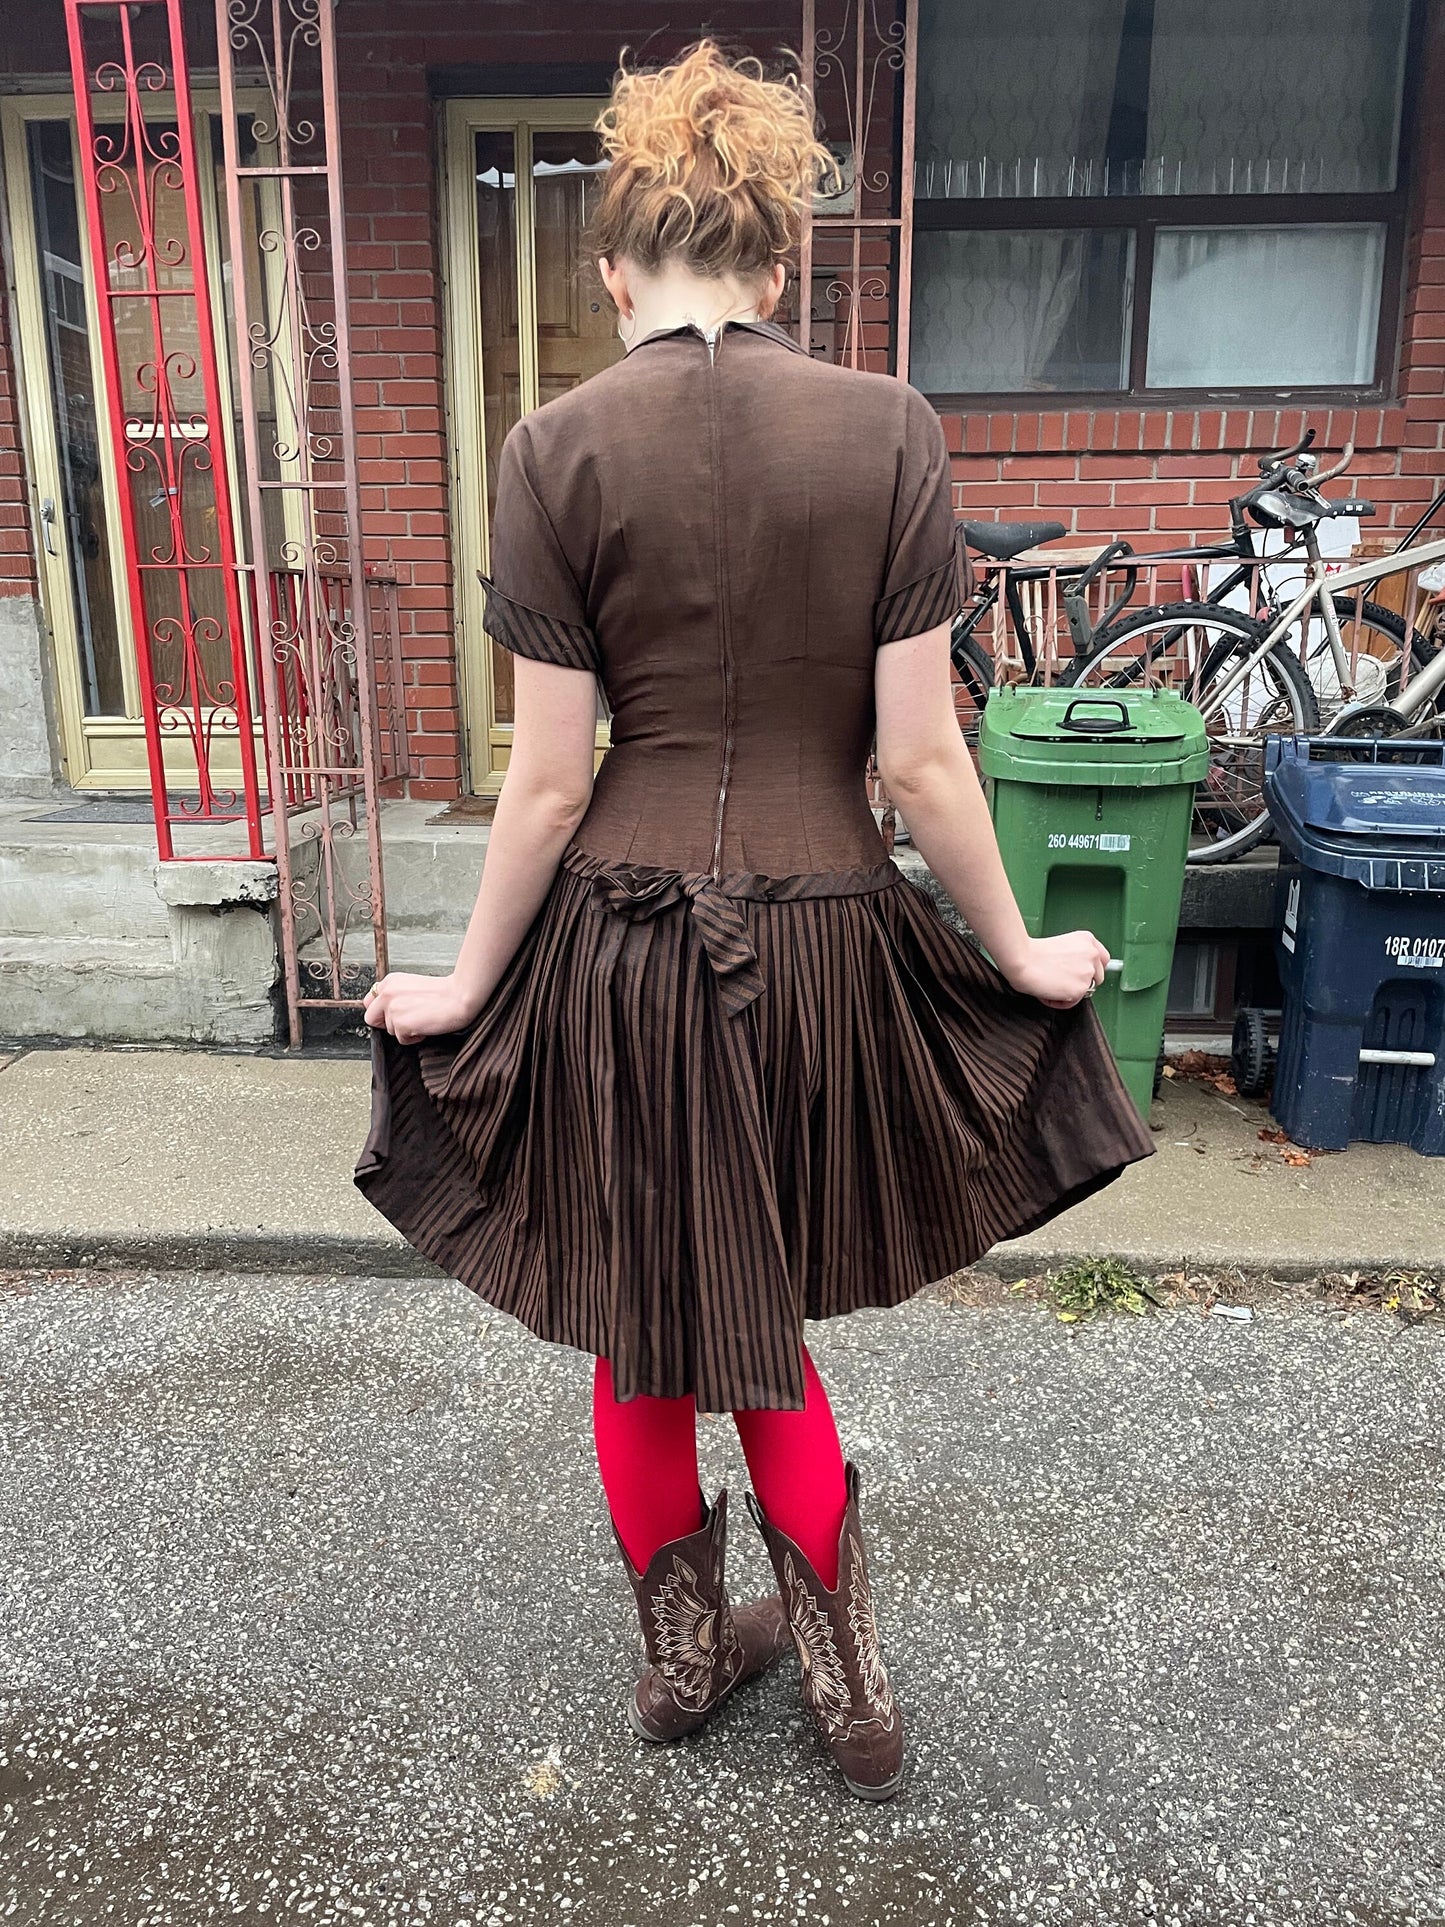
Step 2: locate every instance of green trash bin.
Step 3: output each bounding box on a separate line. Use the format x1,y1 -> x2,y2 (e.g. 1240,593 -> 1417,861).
977,685 -> 1210,1116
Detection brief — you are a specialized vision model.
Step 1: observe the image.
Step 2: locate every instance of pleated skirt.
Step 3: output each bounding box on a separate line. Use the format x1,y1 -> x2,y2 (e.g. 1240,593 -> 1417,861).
355,846 -> 1155,1412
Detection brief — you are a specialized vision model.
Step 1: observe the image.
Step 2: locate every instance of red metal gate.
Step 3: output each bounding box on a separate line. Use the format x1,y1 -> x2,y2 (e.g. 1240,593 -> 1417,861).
799,0 -> 919,377
63,0 -> 266,858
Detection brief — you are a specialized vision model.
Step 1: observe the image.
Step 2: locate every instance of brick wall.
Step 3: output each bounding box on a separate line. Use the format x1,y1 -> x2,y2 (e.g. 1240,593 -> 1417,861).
0,291 -> 36,597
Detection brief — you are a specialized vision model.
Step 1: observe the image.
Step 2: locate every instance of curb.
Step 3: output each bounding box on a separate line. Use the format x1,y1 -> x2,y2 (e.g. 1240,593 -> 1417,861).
3,1229 -> 1441,1285
0,1230 -> 446,1278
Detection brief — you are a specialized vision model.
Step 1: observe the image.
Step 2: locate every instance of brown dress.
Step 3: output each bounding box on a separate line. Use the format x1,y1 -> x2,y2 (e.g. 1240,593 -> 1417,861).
355,319 -> 1154,1411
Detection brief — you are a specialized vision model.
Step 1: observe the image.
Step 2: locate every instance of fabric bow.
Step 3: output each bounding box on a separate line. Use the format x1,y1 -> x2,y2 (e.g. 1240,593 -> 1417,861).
590,864 -> 767,1018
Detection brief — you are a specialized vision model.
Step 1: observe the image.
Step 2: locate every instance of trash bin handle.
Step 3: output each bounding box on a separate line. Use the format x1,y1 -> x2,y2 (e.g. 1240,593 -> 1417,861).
1059,697 -> 1132,735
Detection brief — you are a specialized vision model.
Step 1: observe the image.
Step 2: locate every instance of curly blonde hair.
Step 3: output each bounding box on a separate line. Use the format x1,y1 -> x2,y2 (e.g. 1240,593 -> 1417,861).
591,39 -> 838,280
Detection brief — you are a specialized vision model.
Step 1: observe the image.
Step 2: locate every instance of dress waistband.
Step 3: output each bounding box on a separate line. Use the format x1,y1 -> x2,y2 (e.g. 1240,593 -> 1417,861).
561,845 -> 898,1018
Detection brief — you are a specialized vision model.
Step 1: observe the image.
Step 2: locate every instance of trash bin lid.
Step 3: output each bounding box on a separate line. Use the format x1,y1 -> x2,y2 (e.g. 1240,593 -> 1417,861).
978,685 -> 1211,788
1264,735 -> 1445,887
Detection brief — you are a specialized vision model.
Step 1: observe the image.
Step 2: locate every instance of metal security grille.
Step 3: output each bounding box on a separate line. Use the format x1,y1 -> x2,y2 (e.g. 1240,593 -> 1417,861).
215,0 -> 398,1045
799,0 -> 919,378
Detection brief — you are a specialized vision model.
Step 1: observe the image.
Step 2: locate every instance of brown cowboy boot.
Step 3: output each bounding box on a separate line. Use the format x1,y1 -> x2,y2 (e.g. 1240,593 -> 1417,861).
747,1463 -> 905,1800
613,1488 -> 789,1742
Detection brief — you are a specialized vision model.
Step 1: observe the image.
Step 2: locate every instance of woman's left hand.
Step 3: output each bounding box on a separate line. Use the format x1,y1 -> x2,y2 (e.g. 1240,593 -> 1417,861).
363,971 -> 479,1045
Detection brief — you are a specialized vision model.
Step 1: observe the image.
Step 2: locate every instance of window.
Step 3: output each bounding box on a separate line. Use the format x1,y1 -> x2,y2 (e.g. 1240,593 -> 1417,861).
911,0 -> 1417,402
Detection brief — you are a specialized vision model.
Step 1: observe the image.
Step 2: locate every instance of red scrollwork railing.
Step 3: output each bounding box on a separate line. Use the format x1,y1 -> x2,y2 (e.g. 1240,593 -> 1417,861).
63,0 -> 265,859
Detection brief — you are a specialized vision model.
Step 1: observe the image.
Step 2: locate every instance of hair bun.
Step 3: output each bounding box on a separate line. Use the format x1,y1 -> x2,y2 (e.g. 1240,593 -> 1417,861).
592,40 -> 837,278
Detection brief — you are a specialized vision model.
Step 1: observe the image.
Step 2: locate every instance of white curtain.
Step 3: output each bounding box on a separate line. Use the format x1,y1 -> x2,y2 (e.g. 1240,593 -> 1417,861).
1146,0 -> 1410,195
1146,225 -> 1386,388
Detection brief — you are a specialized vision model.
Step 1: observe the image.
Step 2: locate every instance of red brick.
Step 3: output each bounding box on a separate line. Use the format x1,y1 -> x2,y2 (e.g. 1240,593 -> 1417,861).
1036,482 -> 1114,507
1113,480 -> 1188,506
1081,456 -> 1152,481
1038,413 -> 1067,452
1140,411 -> 1170,450
1157,454 -> 1234,480
956,482 -> 1036,509
1002,457 -> 1075,481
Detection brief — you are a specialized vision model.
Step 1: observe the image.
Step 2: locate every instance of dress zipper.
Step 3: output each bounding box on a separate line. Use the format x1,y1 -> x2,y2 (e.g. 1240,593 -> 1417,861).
703,324 -> 735,879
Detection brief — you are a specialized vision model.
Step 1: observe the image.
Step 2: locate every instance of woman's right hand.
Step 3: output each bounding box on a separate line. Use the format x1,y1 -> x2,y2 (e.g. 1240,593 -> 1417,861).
364,971 -> 481,1045
1004,932 -> 1110,1010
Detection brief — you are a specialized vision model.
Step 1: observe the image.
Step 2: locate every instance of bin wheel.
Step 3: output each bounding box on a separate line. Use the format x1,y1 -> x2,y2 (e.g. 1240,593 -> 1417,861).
1231,1007 -> 1271,1098
1153,1048 -> 1166,1101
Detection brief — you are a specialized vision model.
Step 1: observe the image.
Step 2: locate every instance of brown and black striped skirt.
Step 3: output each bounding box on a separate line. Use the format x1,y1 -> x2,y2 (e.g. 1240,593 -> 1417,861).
354,844 -> 1155,1411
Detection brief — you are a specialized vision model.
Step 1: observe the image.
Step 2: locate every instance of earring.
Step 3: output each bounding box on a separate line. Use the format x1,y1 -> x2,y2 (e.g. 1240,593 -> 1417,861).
617,307 -> 637,347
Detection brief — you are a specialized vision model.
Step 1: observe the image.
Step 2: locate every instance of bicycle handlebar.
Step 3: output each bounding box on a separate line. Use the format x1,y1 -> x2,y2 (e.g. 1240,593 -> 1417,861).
1257,427 -> 1316,474
1310,440 -> 1355,486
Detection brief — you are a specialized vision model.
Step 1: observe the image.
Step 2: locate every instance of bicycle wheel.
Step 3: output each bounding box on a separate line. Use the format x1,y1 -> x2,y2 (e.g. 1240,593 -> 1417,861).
1295,596 -> 1437,725
1064,602 -> 1320,864
949,617 -> 994,750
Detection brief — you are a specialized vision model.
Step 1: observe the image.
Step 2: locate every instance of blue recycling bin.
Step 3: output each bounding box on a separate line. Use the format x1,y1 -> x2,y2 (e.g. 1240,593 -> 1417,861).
1263,735 -> 1445,1153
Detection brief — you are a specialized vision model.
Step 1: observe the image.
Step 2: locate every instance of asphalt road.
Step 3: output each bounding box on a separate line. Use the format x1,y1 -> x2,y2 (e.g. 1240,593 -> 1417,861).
1,1271 -> 1442,1927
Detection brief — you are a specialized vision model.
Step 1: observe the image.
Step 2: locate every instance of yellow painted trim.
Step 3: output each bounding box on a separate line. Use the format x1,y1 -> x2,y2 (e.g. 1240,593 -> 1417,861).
440,95 -> 608,793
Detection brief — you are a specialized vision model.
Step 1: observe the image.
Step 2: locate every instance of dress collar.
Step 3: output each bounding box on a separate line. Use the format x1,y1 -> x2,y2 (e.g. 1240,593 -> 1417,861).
630,317 -> 810,357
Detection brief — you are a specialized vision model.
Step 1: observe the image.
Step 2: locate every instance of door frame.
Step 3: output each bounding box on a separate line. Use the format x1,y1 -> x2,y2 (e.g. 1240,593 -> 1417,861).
440,94 -> 610,794
1,88 -> 263,791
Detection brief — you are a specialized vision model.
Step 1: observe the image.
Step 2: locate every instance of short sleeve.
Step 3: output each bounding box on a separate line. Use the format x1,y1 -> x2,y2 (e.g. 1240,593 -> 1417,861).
478,421 -> 601,674
873,390 -> 962,646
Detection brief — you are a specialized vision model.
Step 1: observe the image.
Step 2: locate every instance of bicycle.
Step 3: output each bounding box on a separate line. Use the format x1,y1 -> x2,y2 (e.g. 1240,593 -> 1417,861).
1064,451 -> 1445,859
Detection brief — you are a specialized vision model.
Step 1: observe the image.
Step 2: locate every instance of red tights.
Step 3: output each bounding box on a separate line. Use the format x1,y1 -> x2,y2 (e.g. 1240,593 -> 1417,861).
593,1348 -> 849,1588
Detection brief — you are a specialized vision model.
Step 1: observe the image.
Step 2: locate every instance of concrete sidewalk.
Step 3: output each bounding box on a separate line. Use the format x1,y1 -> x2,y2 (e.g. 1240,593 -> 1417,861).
1,1043 -> 1443,1278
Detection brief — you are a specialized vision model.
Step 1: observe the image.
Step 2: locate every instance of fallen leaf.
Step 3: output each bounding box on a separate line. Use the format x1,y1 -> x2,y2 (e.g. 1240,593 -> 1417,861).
1161,1064 -> 1178,1080
1281,1146 -> 1312,1167
1258,1126 -> 1289,1144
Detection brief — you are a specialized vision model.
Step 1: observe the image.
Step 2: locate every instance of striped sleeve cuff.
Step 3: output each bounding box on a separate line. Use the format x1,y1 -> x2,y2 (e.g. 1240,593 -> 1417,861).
479,574 -> 601,674
874,556 -> 961,646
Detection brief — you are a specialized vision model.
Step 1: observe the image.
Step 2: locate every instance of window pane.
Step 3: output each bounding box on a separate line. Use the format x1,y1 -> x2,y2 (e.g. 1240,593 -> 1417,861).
475,129 -> 521,727
1146,0 -> 1410,195
1145,226 -> 1386,388
914,0 -> 1410,199
26,120 -> 127,717
911,230 -> 1134,394
916,0 -> 1140,200
531,131 -> 621,403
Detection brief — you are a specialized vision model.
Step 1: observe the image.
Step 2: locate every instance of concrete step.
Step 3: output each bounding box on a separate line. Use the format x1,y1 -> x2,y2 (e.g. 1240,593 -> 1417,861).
0,819 -> 173,940
0,927 -> 277,1047
297,928 -> 458,979
330,801 -> 488,933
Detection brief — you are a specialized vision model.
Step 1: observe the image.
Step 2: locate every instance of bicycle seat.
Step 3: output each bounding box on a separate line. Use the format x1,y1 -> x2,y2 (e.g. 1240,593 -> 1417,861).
961,519 -> 1068,561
